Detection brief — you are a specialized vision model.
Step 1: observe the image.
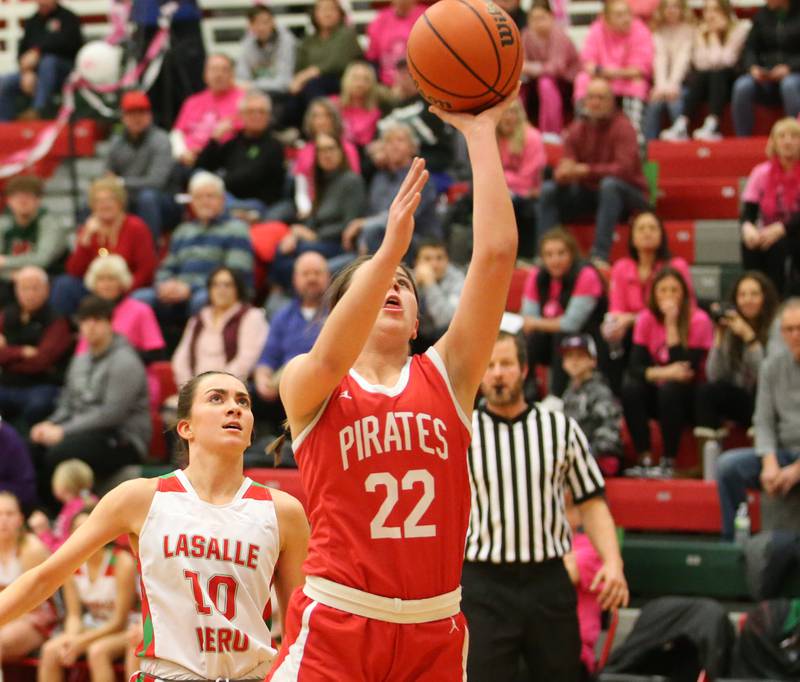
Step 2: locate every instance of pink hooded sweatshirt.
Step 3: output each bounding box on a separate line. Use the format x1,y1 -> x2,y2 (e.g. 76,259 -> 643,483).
574,17 -> 654,101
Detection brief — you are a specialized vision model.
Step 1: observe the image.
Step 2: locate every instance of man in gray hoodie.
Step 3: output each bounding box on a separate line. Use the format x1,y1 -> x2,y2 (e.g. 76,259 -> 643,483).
30,296 -> 151,489
717,298 -> 800,539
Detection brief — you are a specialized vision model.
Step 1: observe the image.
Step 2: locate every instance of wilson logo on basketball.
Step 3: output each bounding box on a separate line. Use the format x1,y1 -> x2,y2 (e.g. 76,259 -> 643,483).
406,0 -> 522,113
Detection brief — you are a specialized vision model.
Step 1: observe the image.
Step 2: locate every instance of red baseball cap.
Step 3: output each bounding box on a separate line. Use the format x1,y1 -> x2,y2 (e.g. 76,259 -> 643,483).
120,90 -> 151,112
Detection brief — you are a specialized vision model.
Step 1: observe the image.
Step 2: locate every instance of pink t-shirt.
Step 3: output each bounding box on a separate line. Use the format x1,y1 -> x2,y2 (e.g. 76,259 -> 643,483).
522,265 -> 604,318
499,126 -> 546,197
172,87 -> 245,153
608,257 -> 694,314
365,4 -> 427,85
633,306 -> 713,366
742,160 -> 800,225
331,96 -> 382,147
37,494 -> 98,552
573,532 -> 603,674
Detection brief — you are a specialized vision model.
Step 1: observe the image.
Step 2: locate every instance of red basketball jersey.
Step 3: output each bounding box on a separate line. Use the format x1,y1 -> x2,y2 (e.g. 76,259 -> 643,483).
293,347 -> 472,600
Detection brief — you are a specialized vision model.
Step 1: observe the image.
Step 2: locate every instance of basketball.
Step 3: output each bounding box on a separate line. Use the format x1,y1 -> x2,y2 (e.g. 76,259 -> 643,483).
405,0 -> 522,113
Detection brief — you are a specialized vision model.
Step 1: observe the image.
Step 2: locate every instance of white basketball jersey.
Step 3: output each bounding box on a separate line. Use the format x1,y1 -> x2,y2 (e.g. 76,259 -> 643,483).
136,470 -> 281,681
74,548 -> 118,627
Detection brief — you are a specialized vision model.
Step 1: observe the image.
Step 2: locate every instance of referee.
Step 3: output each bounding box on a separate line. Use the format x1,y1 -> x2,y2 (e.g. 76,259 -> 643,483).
463,331 -> 628,681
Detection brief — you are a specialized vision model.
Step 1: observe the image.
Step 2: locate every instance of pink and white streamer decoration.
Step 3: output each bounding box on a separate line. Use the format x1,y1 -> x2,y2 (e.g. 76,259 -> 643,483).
0,1 -> 177,179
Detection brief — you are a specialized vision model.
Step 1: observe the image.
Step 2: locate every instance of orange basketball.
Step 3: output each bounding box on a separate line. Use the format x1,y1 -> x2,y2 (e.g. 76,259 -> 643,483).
405,0 -> 522,113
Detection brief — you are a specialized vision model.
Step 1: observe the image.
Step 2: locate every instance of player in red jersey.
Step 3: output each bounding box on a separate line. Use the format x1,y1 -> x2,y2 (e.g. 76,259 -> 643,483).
268,87 -> 521,682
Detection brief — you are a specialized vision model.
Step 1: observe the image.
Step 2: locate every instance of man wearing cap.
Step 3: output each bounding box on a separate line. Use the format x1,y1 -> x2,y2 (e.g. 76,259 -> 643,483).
463,330 -> 627,681
105,90 -> 176,240
29,295 -> 150,503
561,334 -> 623,475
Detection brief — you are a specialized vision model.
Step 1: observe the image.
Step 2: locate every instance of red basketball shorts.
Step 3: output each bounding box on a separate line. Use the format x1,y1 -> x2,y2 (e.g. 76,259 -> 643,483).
267,588 -> 468,681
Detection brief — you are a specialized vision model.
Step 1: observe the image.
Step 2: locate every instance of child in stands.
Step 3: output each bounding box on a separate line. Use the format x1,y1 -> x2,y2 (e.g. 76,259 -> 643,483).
27,460 -> 97,552
560,334 -> 623,475
37,508 -> 137,682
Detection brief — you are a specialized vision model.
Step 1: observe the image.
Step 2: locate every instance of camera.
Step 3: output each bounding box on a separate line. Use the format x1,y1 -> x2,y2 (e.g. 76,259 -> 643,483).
710,302 -> 736,324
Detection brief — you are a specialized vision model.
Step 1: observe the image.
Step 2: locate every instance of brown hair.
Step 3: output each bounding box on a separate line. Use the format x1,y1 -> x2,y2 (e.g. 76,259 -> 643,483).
651,0 -> 694,30
497,330 -> 528,368
52,459 -> 94,496
766,117 -> 800,159
647,266 -> 691,346
324,255 -> 419,312
0,492 -> 26,547
174,371 -> 252,462
539,227 -> 581,263
88,176 -> 127,210
5,175 -> 44,198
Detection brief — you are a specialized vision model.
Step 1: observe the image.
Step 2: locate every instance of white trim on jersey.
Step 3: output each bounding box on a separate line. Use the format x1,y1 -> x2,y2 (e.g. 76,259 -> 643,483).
424,346 -> 473,434
348,357 -> 412,396
269,601 -> 319,681
174,469 -> 251,506
291,392 -> 333,452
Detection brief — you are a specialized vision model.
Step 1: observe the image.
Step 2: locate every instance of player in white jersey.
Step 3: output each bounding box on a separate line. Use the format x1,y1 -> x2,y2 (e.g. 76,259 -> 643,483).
0,492 -> 56,670
38,508 -> 137,682
0,372 -> 309,682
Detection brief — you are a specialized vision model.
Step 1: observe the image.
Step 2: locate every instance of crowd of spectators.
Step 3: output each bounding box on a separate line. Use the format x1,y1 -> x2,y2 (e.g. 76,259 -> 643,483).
0,0 -> 798,582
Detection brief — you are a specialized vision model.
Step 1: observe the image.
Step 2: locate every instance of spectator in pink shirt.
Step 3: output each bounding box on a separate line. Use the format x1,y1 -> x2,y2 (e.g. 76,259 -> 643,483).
292,97 -> 361,216
170,54 -> 245,168
332,62 -> 381,150
80,254 -> 166,408
365,0 -> 426,86
562,490 -> 604,679
497,98 -> 546,258
521,0 -> 580,136
521,228 -> 608,396
605,211 -> 693,351
575,0 -> 654,144
622,267 -> 713,477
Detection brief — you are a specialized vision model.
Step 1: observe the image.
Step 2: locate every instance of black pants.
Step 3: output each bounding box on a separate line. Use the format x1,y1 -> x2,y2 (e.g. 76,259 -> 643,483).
512,195 -> 538,260
621,376 -> 694,460
528,331 -> 569,397
695,379 -> 754,430
742,236 -> 789,295
683,68 -> 736,120
35,428 -> 140,509
462,559 -> 581,682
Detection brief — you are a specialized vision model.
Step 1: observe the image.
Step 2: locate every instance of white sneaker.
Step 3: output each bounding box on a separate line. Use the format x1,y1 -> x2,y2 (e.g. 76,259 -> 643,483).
659,120 -> 688,142
692,116 -> 722,141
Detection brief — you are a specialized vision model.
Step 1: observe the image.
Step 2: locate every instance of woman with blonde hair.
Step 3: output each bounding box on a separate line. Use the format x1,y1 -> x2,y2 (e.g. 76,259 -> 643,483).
497,97 -> 546,257
661,0 -> 749,141
643,0 -> 695,140
0,492 -> 57,670
333,61 -> 381,150
51,177 -> 157,316
740,117 -> 800,293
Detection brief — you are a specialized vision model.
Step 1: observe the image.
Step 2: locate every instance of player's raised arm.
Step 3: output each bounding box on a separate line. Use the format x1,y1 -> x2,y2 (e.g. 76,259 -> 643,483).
280,159 -> 429,433
433,88 -> 520,414
0,479 -> 153,626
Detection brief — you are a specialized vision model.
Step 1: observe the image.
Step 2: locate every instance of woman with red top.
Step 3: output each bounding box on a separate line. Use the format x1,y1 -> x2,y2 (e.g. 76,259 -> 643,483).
621,267 -> 713,477
50,178 -> 156,317
497,98 -> 546,258
521,228 -> 608,396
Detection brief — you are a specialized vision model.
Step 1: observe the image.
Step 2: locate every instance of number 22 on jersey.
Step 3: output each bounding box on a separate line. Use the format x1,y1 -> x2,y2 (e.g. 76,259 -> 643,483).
365,469 -> 436,539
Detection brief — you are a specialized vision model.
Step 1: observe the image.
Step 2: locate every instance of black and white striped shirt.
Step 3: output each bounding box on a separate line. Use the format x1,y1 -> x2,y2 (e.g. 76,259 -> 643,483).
465,403 -> 605,564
